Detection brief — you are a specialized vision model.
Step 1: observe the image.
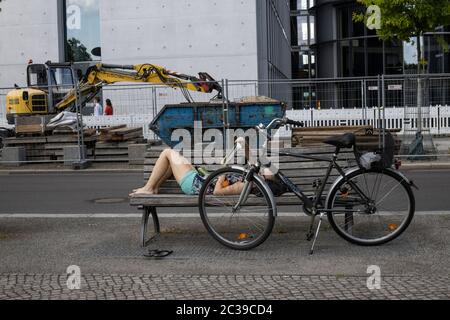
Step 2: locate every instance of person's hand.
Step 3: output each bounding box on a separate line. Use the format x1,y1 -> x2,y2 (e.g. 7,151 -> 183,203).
216,176 -> 226,189
215,175 -> 231,195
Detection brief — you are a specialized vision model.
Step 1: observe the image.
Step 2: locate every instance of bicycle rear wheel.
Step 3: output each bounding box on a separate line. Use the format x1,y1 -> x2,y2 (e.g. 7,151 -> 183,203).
327,168 -> 415,246
198,167 -> 276,250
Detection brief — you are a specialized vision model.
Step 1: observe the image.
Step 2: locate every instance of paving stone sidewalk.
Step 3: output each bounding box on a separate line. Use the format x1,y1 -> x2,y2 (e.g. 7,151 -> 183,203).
0,274 -> 448,300
0,215 -> 449,300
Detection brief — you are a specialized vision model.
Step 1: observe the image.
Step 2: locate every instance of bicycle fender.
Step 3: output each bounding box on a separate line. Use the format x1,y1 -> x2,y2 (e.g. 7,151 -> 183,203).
325,167 -> 416,208
388,169 -> 419,190
325,167 -> 361,208
230,166 -> 278,217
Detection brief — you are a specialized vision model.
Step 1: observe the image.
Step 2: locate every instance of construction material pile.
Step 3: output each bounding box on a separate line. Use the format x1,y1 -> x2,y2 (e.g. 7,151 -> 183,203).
2,133 -> 96,163
292,125 -> 402,152
98,125 -> 143,143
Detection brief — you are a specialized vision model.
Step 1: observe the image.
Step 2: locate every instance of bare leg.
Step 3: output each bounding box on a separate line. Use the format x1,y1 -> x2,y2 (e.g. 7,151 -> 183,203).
133,149 -> 194,195
133,166 -> 172,194
155,166 -> 173,191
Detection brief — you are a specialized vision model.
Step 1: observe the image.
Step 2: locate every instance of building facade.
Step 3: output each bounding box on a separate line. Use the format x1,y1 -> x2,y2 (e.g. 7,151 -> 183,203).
289,0 -> 450,110
0,0 -> 291,91
291,0 -> 450,79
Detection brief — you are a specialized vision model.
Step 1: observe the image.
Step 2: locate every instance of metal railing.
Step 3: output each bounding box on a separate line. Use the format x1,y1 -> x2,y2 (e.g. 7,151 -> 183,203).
1,74 -> 450,165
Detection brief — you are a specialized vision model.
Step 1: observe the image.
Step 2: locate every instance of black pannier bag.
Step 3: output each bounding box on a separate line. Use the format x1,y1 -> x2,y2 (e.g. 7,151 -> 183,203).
354,130 -> 396,170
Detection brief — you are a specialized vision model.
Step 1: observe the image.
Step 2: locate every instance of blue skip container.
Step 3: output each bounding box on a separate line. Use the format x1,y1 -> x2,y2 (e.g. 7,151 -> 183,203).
150,102 -> 287,148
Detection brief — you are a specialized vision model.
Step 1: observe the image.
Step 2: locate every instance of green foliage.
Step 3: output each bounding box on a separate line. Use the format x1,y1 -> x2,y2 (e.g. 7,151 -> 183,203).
67,38 -> 92,62
354,0 -> 450,41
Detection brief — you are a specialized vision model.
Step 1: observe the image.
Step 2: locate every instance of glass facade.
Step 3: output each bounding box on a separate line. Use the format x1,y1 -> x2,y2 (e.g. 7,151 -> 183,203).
64,0 -> 101,62
337,3 -> 403,77
289,0 -> 450,109
291,0 -> 316,78
291,0 -> 450,79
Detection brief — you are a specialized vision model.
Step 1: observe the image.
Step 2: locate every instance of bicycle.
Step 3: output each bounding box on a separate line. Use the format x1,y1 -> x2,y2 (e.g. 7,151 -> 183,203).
198,118 -> 417,253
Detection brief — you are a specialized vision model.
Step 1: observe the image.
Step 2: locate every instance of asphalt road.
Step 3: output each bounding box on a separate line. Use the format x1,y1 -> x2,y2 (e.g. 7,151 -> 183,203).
0,170 -> 449,215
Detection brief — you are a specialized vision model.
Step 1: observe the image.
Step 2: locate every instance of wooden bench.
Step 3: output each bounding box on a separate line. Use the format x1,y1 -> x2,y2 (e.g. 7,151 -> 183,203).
130,143 -> 356,247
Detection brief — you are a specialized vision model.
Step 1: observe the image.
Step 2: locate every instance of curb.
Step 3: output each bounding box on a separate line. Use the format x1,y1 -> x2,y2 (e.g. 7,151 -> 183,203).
401,163 -> 450,170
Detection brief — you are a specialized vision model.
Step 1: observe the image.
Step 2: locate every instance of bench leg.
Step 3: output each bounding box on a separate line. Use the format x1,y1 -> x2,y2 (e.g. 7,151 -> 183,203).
141,207 -> 161,248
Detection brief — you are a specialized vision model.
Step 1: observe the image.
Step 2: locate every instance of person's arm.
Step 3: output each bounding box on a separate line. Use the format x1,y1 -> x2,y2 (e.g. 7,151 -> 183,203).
261,168 -> 276,181
214,176 -> 245,196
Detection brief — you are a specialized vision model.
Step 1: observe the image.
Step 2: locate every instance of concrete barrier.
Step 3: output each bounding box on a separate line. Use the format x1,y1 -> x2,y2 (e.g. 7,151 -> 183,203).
128,144 -> 148,165
63,145 -> 87,166
1,147 -> 26,166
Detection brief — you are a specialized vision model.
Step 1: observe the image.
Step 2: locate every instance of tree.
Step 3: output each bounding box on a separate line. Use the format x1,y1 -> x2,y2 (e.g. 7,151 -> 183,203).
354,0 -> 450,73
67,37 -> 92,63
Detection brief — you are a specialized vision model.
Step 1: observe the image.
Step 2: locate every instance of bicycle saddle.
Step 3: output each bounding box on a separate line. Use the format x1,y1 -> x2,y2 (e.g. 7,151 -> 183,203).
323,133 -> 356,149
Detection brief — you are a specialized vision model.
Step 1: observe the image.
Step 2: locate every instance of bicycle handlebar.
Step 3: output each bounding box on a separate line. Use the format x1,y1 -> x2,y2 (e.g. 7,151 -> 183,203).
259,118 -> 305,132
286,119 -> 305,128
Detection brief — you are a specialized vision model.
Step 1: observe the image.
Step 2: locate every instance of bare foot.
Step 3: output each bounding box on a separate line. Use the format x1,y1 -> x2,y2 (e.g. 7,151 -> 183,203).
132,187 -> 159,193
130,188 -> 158,196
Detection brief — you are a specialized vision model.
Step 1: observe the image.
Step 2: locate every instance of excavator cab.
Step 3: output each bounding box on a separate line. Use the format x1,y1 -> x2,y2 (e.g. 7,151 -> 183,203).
6,62 -> 76,124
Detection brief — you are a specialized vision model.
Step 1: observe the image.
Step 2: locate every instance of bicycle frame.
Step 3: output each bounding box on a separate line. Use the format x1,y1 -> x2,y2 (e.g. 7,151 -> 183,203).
230,117 -> 372,216
267,148 -> 372,215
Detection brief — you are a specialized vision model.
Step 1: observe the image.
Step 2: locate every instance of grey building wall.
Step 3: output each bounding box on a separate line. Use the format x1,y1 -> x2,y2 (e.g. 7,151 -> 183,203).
0,0 -> 61,88
0,0 -> 291,108
256,0 -> 292,103
100,0 -> 260,81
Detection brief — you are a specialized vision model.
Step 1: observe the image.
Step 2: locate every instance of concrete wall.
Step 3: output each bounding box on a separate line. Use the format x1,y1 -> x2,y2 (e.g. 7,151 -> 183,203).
256,0 -> 292,104
0,0 -> 61,88
100,0 -> 259,81
0,0 -> 292,119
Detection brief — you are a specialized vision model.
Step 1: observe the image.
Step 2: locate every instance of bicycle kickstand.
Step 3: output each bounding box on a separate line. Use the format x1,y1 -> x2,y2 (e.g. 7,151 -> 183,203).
309,212 -> 325,255
306,214 -> 316,241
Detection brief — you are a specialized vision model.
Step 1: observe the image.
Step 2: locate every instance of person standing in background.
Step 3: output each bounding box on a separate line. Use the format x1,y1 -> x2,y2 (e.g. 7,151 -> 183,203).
104,99 -> 114,116
94,97 -> 103,116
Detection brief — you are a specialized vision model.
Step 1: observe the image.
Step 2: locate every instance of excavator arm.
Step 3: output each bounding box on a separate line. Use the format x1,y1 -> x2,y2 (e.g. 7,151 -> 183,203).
55,63 -> 223,111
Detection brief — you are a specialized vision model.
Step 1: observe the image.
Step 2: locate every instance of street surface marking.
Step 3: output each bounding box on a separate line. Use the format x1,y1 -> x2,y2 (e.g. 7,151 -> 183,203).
0,211 -> 450,218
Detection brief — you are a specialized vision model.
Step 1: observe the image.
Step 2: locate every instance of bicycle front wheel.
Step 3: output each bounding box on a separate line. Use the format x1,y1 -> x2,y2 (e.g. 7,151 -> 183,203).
198,167 -> 276,250
327,168 -> 415,246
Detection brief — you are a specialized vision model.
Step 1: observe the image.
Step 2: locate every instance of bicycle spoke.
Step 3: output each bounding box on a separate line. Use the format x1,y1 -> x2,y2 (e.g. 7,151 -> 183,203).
376,181 -> 404,206
329,170 -> 414,244
200,169 -> 275,250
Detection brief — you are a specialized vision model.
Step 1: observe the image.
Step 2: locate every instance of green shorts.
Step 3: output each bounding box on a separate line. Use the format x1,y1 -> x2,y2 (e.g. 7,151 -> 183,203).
179,170 -> 204,195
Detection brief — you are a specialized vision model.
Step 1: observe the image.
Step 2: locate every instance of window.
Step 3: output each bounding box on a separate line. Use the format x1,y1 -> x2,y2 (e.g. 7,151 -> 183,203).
291,0 -> 316,79
65,0 -> 101,62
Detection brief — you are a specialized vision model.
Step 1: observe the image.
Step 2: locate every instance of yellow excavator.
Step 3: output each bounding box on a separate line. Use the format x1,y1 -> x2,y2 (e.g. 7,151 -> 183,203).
5,61 -> 223,125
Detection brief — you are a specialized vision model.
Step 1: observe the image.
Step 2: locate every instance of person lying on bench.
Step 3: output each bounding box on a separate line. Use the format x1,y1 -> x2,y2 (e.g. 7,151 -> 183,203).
131,149 -> 287,197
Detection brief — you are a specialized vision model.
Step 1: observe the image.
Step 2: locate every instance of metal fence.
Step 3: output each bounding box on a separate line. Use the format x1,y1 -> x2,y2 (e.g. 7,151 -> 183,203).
2,74 -> 450,125
1,74 -> 450,164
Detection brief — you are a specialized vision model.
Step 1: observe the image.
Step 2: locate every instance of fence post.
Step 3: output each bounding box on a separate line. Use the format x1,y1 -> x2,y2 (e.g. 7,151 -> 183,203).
362,79 -> 367,125
438,105 -> 441,136
382,74 -> 386,150
74,82 -> 85,162
151,86 -> 157,140
222,79 -> 229,151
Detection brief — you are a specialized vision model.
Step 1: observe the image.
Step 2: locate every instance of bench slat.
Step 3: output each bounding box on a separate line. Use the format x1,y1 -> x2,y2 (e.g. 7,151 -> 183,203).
130,194 -> 308,207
